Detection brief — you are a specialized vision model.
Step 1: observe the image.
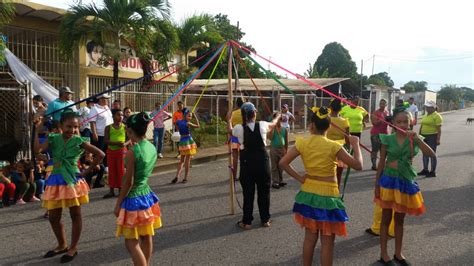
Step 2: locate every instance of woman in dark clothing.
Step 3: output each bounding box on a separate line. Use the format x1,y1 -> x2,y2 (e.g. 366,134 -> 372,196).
230,102 -> 280,229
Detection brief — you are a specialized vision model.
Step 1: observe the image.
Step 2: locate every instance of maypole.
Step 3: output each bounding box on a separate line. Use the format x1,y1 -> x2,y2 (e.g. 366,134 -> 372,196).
228,42 -> 236,215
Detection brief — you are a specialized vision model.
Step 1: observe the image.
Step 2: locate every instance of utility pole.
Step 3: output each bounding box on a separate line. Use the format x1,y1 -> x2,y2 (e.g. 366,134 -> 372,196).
371,54 -> 375,76
227,43 -> 235,215
234,21 -> 239,98
360,59 -> 364,96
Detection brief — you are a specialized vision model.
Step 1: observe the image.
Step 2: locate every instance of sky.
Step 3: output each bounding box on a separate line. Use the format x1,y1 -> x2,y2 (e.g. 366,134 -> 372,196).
31,0 -> 473,90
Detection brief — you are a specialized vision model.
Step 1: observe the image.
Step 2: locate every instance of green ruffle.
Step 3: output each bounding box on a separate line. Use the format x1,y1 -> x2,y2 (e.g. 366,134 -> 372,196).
295,191 -> 346,210
178,139 -> 196,146
128,185 -> 152,198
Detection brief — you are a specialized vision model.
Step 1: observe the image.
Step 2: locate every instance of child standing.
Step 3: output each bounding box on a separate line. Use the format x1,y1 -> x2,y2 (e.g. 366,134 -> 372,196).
171,109 -> 200,184
103,109 -> 127,198
34,111 -> 104,263
279,107 -> 363,266
268,112 -> 288,189
114,112 -> 161,266
375,110 -> 435,265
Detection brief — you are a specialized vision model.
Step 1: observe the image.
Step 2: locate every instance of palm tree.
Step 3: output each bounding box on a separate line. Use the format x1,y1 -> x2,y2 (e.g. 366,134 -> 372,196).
59,0 -> 171,87
0,0 -> 15,64
176,14 -> 223,67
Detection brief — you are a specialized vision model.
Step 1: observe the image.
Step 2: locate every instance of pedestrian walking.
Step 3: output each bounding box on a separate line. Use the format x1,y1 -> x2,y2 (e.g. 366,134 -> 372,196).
279,106 -> 363,266
34,110 -> 104,263
374,110 -> 435,265
114,112 -> 161,266
280,104 -> 295,133
418,100 -> 442,177
231,102 -> 280,229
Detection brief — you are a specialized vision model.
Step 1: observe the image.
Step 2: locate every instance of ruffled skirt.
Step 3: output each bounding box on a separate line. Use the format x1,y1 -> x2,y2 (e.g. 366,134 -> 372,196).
374,174 -> 425,216
230,136 -> 240,150
178,136 -> 197,155
116,192 -> 162,239
42,174 -> 90,210
293,179 -> 348,236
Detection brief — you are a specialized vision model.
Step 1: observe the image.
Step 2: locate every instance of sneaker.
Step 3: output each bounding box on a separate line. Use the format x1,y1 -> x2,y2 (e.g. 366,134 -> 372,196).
426,171 -> 437,178
417,169 -> 429,176
158,153 -> 164,158
17,198 -> 26,205
30,196 -> 41,202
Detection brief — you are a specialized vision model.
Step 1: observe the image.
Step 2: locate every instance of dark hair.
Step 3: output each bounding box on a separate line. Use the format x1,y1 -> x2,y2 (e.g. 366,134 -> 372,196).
126,112 -> 150,136
310,106 -> 331,132
86,98 -> 95,104
241,108 -> 256,126
51,120 -> 61,130
177,101 -> 183,105
113,99 -> 121,104
33,95 -> 44,102
60,109 -> 80,124
329,99 -> 342,112
86,41 -> 99,53
111,108 -> 122,116
236,97 -> 244,108
123,107 -> 131,113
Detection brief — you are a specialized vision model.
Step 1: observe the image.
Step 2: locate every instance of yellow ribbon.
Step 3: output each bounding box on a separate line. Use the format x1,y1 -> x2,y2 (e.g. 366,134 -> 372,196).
311,106 -> 331,119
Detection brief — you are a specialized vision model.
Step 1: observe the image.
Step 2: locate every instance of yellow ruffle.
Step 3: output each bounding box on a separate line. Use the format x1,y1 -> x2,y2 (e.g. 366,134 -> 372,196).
301,178 -> 339,197
116,218 -> 162,239
180,148 -> 197,155
379,187 -> 424,209
42,195 -> 89,210
42,180 -> 90,201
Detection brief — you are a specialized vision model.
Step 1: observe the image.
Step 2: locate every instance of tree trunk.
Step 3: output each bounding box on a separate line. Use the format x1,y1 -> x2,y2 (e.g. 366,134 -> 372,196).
141,58 -> 153,91
113,60 -> 119,88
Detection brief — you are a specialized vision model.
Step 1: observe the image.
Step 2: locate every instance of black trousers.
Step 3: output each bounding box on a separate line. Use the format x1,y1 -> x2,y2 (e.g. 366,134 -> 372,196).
239,153 -> 271,225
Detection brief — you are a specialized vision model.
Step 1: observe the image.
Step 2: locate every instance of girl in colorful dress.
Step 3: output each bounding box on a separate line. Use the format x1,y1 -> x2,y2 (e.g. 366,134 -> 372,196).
114,112 -> 161,266
280,107 -> 363,266
375,110 -> 435,265
171,109 -> 200,184
34,110 -> 104,263
103,109 -> 127,198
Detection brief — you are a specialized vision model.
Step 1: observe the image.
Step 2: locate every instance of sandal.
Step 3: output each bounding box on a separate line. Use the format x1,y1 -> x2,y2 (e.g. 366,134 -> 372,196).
378,258 -> 395,266
171,177 -> 178,184
60,251 -> 78,263
393,255 -> 411,266
181,179 -> 188,184
236,221 -> 252,230
43,247 -> 68,258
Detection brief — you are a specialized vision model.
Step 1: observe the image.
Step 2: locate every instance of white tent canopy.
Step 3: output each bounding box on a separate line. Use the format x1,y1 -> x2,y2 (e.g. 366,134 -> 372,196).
4,48 -> 58,104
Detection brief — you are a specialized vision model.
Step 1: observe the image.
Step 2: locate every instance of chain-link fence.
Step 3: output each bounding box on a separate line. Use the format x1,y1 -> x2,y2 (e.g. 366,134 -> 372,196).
0,82 -> 32,161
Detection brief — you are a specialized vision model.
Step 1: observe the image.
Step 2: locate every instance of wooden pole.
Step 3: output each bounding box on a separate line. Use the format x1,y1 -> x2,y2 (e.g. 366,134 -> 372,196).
227,42 -> 236,215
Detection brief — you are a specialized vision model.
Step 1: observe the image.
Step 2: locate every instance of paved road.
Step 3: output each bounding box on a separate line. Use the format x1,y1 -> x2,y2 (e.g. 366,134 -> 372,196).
1,109 -> 473,265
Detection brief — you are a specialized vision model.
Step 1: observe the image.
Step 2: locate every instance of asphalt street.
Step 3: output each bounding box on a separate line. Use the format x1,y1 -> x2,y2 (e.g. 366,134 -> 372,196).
1,108 -> 473,265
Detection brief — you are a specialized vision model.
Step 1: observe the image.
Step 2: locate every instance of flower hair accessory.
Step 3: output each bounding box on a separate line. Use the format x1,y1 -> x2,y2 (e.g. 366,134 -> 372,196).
311,107 -> 331,119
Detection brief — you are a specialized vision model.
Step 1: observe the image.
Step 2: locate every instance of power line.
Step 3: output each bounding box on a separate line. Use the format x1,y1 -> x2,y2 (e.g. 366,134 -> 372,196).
375,54 -> 473,62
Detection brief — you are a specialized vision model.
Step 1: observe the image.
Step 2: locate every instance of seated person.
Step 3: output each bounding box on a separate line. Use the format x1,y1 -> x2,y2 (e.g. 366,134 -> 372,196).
80,152 -> 105,188
12,160 -> 40,204
0,163 -> 16,207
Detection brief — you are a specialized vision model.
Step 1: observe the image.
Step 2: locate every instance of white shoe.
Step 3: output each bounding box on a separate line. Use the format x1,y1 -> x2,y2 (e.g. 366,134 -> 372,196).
158,153 -> 163,158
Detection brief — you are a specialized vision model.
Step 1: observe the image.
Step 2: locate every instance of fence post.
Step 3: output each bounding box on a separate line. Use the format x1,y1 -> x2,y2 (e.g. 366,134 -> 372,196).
304,93 -> 307,132
216,95 -> 219,144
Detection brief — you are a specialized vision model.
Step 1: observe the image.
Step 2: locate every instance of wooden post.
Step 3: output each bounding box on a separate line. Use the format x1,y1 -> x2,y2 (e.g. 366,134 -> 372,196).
227,43 -> 236,215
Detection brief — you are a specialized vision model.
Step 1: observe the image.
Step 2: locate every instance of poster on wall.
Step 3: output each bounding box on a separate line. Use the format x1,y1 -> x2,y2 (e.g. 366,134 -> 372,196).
85,40 -> 178,74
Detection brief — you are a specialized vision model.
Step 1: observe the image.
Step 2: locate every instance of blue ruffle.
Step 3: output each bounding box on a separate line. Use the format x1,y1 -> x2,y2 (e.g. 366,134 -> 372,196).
230,136 -> 239,143
293,203 -> 349,222
379,174 -> 420,195
45,173 -> 82,186
120,192 -> 160,211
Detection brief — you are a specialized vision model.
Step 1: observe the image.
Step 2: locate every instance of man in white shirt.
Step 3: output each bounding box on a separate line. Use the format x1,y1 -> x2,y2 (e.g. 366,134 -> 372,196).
78,99 -> 95,138
407,97 -> 419,129
280,104 -> 294,132
89,93 -> 113,152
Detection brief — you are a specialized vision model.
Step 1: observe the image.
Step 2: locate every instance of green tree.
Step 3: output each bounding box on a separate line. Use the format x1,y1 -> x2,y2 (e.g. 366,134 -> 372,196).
305,63 -> 329,78
459,87 -> 474,101
438,84 -> 460,104
401,81 -> 428,93
59,0 -> 171,87
0,0 -> 15,64
312,42 -> 358,78
367,72 -> 394,87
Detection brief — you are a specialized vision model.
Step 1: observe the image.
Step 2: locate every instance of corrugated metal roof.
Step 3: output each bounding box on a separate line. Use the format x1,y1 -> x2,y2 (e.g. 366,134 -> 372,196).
187,78 -> 350,92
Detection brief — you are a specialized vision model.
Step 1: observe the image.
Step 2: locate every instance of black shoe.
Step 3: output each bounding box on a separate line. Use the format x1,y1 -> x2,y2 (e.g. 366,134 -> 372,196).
60,251 -> 77,263
371,166 -> 377,171
102,192 -> 115,199
171,177 -> 178,184
365,228 -> 379,236
0,201 -> 3,208
272,184 -> 280,189
93,183 -> 104,188
393,255 -> 411,266
378,258 -> 396,266
279,182 -> 287,187
43,247 -> 68,258
417,169 -> 429,176
426,171 -> 437,178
